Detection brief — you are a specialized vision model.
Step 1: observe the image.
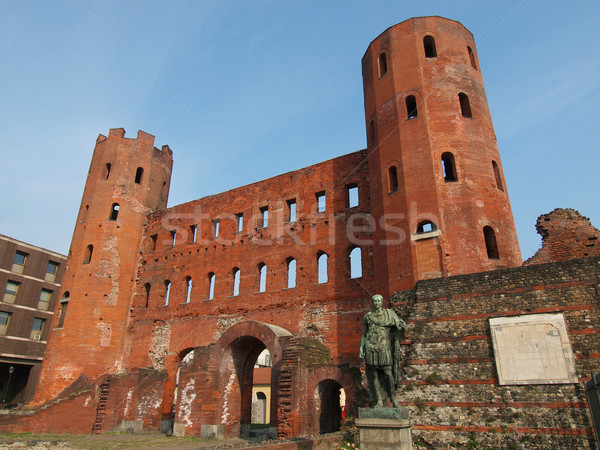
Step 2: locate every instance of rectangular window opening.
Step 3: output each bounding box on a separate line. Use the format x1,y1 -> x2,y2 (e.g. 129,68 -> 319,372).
45,261 -> 60,282
0,311 -> 10,335
347,185 -> 359,208
3,281 -> 19,304
236,213 -> 244,233
287,199 -> 297,223
316,192 -> 326,213
30,318 -> 45,340
12,251 -> 27,274
213,220 -> 220,238
190,225 -> 197,243
260,207 -> 269,228
38,289 -> 52,311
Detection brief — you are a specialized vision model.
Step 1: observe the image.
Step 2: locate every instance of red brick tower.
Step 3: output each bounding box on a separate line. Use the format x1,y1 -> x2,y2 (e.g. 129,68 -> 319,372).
363,17 -> 522,297
34,129 -> 173,403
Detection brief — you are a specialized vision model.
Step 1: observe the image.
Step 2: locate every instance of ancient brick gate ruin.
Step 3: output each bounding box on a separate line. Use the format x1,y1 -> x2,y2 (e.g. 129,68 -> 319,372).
1,17 -> 598,448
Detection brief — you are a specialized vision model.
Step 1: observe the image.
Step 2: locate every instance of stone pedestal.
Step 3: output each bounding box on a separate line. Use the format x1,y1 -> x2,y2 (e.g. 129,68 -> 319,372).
355,407 -> 412,449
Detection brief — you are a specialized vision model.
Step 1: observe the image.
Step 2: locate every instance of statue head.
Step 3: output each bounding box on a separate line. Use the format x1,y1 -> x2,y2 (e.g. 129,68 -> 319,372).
371,294 -> 383,309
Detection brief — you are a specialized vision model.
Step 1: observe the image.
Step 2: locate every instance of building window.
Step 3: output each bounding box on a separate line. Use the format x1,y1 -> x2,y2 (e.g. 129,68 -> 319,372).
459,92 -> 472,118
38,289 -> 52,311
45,261 -> 60,282
484,226 -> 500,259
185,276 -> 192,303
170,230 -> 176,247
378,52 -> 387,77
349,247 -> 362,279
213,219 -> 220,238
406,95 -> 418,119
103,163 -> 112,180
12,251 -> 27,274
30,318 -> 45,340
388,166 -> 399,193
287,258 -> 296,289
149,234 -> 157,252
260,207 -> 269,228
347,184 -> 359,208
287,199 -> 297,223
468,46 -> 477,70
135,167 -> 144,184
492,161 -> 504,191
423,35 -> 437,58
258,263 -> 267,293
442,152 -> 458,182
0,311 -> 11,335
83,244 -> 93,264
232,268 -> 241,297
164,280 -> 171,306
109,203 -> 120,221
143,284 -> 151,309
236,213 -> 244,232
416,221 -> 437,234
317,252 -> 328,284
3,281 -> 19,304
208,273 -> 216,300
316,191 -> 326,213
190,225 -> 197,243
57,292 -> 69,328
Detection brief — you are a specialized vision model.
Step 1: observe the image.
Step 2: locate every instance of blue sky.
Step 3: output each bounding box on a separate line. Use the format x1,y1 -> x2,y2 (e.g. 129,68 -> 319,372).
0,1 -> 598,261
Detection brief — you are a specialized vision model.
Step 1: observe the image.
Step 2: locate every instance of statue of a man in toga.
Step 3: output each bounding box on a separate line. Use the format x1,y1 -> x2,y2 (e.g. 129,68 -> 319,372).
360,294 -> 406,408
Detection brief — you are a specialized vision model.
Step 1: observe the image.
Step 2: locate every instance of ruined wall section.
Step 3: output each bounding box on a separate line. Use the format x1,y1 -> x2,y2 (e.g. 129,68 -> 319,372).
34,129 -> 173,404
391,255 -> 600,448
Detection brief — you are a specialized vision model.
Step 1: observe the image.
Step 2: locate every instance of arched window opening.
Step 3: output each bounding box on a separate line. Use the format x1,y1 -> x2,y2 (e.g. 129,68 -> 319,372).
287,258 -> 296,289
143,283 -> 151,308
369,120 -> 375,145
208,273 -> 216,300
468,46 -> 477,70
406,95 -> 418,119
232,268 -> 241,297
318,380 -> 344,434
416,221 -> 437,234
423,35 -> 437,58
388,166 -> 399,192
459,92 -> 472,118
109,203 -> 119,221
258,263 -> 267,293
164,280 -> 171,306
349,247 -> 362,279
57,292 -> 69,328
441,152 -> 458,182
378,52 -> 387,77
492,161 -> 504,191
83,244 -> 93,264
103,163 -> 111,180
483,226 -> 500,259
185,276 -> 192,303
135,167 -> 144,184
317,252 -> 328,284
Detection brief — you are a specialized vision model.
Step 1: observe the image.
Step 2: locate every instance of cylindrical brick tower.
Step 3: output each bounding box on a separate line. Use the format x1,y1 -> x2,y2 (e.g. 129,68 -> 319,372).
34,128 -> 173,403
363,17 -> 521,298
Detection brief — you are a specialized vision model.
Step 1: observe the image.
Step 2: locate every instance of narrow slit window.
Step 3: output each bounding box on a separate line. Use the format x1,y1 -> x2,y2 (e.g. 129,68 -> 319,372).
316,192 -> 326,213
317,252 -> 328,284
232,268 -> 240,297
213,219 -> 220,238
347,185 -> 359,208
208,273 -> 216,300
423,35 -> 437,58
185,276 -> 192,303
349,247 -> 362,279
109,203 -> 119,221
135,167 -> 144,184
441,152 -> 458,182
57,293 -> 69,328
484,226 -> 500,259
164,280 -> 171,306
103,163 -> 112,180
406,95 -> 418,119
459,92 -> 472,118
468,46 -> 477,70
236,213 -> 244,232
170,230 -> 176,247
287,199 -> 297,222
83,244 -> 93,264
492,161 -> 504,191
190,225 -> 197,243
287,258 -> 296,289
378,52 -> 387,77
258,263 -> 267,293
260,207 -> 269,228
388,166 -> 399,192
143,283 -> 151,308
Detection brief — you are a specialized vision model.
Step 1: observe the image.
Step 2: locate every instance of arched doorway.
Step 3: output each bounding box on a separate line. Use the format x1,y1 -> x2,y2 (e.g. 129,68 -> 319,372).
318,379 -> 343,434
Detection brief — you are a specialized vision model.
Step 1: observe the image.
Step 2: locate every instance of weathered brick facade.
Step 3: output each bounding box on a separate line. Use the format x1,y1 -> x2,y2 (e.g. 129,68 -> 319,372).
1,16 -> 597,448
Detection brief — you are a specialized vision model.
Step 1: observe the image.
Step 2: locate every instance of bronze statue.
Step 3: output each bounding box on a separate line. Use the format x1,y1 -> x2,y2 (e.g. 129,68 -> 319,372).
360,294 -> 406,407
